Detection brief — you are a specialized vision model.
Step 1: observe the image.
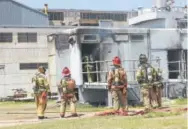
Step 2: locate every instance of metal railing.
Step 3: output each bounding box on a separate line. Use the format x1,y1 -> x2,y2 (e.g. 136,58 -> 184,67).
168,60 -> 187,80
82,59 -> 161,84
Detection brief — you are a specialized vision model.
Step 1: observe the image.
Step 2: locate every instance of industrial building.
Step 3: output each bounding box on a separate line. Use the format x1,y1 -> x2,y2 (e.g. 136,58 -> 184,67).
128,0 -> 187,28
40,4 -> 132,27
48,27 -> 187,105
0,0 -> 49,26
0,0 -> 187,106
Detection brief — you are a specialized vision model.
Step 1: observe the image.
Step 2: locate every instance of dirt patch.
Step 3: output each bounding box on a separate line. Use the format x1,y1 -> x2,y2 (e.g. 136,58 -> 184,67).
0,112 -> 95,128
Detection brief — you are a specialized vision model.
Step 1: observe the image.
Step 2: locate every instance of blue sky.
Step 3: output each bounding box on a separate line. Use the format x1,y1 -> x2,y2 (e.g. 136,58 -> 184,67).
16,0 -> 186,11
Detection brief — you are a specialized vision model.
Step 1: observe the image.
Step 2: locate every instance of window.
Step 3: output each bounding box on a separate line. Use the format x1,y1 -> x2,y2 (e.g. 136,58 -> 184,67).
18,33 -> 37,43
48,12 -> 64,20
0,33 -> 12,42
107,13 -> 111,19
130,34 -> 144,42
82,13 -> 87,19
84,35 -> 97,40
20,63 -> 48,70
123,14 -> 127,21
80,12 -> 127,21
90,13 -> 96,19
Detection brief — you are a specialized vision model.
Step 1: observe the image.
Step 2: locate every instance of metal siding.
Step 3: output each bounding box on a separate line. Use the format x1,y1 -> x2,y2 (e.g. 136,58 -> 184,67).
21,6 -> 48,26
0,1 -> 21,25
0,0 -> 48,26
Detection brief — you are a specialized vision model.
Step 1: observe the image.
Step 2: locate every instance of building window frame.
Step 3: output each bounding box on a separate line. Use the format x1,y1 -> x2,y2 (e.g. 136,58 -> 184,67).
18,33 -> 37,43
130,34 -> 144,42
19,63 -> 48,70
0,33 -> 13,43
48,12 -> 64,21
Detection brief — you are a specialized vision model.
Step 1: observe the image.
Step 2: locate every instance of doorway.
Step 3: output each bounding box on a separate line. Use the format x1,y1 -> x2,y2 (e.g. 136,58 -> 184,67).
81,43 -> 101,82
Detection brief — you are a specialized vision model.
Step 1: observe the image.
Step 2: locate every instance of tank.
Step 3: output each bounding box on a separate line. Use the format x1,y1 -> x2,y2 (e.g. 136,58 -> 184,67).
154,0 -> 167,8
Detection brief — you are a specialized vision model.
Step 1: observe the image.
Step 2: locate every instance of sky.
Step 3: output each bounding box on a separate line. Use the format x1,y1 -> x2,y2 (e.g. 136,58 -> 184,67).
16,0 -> 186,11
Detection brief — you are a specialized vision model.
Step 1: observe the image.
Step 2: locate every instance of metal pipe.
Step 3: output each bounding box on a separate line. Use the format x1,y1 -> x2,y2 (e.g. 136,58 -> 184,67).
96,62 -> 99,82
178,60 -> 181,80
147,29 -> 152,64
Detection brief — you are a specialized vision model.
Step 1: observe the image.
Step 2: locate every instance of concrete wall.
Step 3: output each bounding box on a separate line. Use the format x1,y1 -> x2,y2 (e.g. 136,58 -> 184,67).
150,29 -> 181,49
0,27 -> 72,98
151,50 -> 169,79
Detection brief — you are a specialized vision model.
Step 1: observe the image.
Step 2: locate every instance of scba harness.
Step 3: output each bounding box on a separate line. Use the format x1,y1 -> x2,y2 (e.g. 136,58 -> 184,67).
111,67 -> 126,88
59,77 -> 76,99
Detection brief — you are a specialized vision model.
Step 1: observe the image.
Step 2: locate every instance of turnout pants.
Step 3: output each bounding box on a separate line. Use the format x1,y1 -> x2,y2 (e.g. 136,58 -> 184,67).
111,89 -> 127,112
141,87 -> 152,111
35,91 -> 47,117
60,94 -> 77,116
156,87 -> 162,107
150,86 -> 162,108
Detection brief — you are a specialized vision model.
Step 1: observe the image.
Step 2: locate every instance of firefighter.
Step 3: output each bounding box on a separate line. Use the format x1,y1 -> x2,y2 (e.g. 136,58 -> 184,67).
107,56 -> 128,114
32,66 -> 50,119
59,67 -> 77,118
83,55 -> 94,82
136,54 -> 157,112
153,68 -> 163,107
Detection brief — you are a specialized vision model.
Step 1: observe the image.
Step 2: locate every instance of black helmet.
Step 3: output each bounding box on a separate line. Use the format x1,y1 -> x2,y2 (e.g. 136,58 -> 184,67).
139,54 -> 147,64
38,66 -> 46,73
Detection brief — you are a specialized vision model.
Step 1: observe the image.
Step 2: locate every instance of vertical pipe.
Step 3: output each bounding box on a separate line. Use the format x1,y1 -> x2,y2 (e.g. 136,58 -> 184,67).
181,50 -> 185,80
179,30 -> 184,81
96,61 -> 99,82
3,68 -> 6,98
178,60 -> 181,80
147,29 -> 152,64
133,60 -> 136,81
128,33 -> 132,81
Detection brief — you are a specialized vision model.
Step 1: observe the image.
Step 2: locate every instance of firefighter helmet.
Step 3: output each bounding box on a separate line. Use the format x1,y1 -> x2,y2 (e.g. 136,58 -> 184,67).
38,66 -> 46,73
112,56 -> 121,65
62,67 -> 71,76
139,54 -> 147,64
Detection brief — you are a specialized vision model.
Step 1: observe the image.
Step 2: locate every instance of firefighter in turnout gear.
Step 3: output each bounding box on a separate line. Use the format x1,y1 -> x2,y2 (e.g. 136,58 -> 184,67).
107,56 -> 128,114
153,68 -> 163,107
32,66 -> 50,119
58,67 -> 77,118
83,55 -> 94,82
136,54 -> 157,112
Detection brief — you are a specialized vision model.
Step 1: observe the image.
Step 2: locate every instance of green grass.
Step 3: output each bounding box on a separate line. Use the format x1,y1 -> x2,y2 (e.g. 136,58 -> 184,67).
144,110 -> 183,118
0,99 -> 187,129
0,101 -> 106,112
1,115 -> 187,129
174,98 -> 188,105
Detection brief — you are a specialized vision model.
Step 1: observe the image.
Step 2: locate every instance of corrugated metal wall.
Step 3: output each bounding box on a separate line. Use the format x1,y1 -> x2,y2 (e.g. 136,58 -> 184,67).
0,0 -> 49,26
